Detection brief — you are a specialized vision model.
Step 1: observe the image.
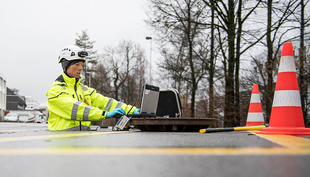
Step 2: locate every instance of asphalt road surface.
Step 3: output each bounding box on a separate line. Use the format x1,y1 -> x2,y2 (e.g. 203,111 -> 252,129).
0,122 -> 309,177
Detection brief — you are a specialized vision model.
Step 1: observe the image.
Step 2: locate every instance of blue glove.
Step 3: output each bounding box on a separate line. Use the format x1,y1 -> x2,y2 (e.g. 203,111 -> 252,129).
106,108 -> 126,118
133,109 -> 140,114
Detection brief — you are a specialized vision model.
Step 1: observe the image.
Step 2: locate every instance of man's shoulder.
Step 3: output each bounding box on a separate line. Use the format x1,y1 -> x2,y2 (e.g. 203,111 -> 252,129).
49,75 -> 67,91
52,75 -> 66,87
48,82 -> 67,92
46,80 -> 67,97
55,74 -> 65,82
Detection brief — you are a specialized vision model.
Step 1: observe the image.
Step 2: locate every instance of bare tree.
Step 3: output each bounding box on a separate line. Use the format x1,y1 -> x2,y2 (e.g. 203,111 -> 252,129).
294,0 -> 310,123
241,0 -> 309,124
258,0 -> 301,123
101,40 -> 147,103
202,0 -> 263,127
91,63 -> 111,96
144,0 -> 308,125
146,0 -> 209,117
242,51 -> 279,123
120,42 -> 147,105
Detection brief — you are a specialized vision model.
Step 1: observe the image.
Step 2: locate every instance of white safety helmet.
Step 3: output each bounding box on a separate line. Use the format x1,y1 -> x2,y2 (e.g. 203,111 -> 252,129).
58,45 -> 88,63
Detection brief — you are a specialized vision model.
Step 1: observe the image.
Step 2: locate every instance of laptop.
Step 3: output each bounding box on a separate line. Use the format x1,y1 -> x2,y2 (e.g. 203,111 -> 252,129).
114,84 -> 160,118
140,84 -> 160,115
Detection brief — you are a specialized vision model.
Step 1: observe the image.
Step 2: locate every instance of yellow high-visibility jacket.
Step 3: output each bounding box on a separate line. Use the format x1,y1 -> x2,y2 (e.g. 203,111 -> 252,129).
46,72 -> 136,131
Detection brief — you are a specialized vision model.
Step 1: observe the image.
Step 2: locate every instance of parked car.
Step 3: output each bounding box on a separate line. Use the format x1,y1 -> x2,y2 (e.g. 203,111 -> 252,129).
4,113 -> 19,122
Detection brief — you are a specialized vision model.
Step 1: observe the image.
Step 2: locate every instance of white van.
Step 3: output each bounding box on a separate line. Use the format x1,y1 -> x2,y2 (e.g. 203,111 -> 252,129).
18,113 -> 30,122
35,112 -> 45,123
18,112 -> 36,122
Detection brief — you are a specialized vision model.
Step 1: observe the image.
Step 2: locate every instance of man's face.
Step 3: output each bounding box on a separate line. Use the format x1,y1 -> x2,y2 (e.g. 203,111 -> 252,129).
66,61 -> 83,79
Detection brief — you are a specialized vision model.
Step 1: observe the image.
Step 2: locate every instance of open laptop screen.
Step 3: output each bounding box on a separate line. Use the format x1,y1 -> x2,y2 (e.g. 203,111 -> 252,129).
140,84 -> 160,115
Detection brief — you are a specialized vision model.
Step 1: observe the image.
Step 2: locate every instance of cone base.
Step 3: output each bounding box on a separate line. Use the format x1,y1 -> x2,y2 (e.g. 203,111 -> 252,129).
256,127 -> 310,135
246,122 -> 264,126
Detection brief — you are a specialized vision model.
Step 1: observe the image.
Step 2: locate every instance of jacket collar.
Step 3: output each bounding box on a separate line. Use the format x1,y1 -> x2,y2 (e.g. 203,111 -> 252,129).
56,72 -> 81,87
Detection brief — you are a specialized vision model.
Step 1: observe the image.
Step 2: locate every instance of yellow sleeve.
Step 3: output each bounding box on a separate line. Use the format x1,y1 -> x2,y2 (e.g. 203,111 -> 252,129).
46,85 -> 104,121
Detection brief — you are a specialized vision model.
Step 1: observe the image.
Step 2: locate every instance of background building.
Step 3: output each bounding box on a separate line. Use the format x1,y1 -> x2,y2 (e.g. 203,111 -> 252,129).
6,88 -> 26,111
25,96 -> 39,110
0,72 -> 6,121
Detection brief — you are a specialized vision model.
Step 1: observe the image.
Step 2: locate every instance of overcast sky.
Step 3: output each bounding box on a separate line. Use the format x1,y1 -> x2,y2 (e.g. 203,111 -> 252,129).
0,0 -> 158,106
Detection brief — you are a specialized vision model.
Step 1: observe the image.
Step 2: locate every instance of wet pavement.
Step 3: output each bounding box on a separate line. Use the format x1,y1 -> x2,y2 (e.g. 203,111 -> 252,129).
0,122 -> 310,177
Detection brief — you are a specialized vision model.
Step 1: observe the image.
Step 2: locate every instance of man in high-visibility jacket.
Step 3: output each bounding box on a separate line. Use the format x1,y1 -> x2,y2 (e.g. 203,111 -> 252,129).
46,45 -> 139,131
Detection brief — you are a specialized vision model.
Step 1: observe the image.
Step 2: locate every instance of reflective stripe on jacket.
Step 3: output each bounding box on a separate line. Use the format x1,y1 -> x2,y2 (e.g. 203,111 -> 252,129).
46,72 -> 136,131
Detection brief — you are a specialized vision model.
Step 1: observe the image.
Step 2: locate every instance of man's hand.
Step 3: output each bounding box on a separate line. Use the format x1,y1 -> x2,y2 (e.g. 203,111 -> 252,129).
133,109 -> 140,114
106,108 -> 126,118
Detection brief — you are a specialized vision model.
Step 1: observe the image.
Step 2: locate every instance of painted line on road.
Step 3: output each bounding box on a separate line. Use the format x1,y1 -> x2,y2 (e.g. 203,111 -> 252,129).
0,131 -> 126,143
1,130 -> 310,156
0,129 -> 47,132
0,147 -> 309,156
257,134 -> 310,148
249,130 -> 310,148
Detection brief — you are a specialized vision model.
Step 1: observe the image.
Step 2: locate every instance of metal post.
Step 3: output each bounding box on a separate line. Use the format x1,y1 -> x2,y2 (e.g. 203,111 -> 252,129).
146,36 -> 152,84
86,72 -> 91,87
85,59 -> 94,87
89,73 -> 91,87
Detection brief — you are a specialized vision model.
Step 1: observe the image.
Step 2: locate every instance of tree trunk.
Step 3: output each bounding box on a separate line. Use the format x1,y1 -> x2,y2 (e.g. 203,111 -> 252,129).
235,0 -> 242,126
265,0 -> 273,124
187,1 -> 196,117
209,0 -> 215,118
299,0 -> 307,124
224,0 -> 236,127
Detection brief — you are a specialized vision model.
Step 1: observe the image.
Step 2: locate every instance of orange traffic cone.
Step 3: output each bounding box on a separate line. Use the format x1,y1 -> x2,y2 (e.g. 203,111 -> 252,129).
246,84 -> 264,126
257,42 -> 310,135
